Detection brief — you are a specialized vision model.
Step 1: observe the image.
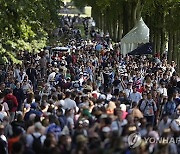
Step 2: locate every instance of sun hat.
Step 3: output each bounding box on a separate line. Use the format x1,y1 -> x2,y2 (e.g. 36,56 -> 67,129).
76,135 -> 87,143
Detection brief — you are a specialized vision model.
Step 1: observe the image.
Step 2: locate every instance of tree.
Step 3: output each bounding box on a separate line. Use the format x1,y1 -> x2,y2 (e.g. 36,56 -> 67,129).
0,0 -> 62,64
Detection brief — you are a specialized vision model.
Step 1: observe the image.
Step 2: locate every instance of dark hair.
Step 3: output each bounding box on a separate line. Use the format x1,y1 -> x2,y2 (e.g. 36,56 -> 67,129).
0,92 -> 4,99
35,94 -> 41,102
12,141 -> 24,153
52,95 -> 58,101
4,88 -> 12,95
65,91 -> 71,98
57,93 -> 63,100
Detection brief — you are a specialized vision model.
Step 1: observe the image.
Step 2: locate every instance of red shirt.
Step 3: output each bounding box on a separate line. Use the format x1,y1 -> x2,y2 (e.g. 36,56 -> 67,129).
8,136 -> 20,154
4,94 -> 18,112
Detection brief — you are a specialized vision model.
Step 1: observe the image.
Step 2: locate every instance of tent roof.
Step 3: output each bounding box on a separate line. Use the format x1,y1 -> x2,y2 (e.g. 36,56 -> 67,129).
121,18 -> 149,43
128,43 -> 153,55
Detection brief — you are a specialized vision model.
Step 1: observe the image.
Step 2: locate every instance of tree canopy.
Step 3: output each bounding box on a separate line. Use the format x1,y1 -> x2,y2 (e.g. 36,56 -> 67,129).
0,0 -> 62,64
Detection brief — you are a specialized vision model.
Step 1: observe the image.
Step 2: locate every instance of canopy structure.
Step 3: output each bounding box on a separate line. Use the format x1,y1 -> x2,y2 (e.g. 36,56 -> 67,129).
128,43 -> 153,55
121,17 -> 149,56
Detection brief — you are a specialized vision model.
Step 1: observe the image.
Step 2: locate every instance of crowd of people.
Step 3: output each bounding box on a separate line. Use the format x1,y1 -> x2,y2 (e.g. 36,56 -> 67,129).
0,16 -> 180,154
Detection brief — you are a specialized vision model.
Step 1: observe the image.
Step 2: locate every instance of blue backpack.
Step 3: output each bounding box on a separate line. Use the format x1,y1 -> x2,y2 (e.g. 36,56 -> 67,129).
164,101 -> 176,115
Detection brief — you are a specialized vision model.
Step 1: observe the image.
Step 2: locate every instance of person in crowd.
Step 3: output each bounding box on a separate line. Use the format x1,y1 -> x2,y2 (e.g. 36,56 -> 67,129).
13,82 -> 24,111
129,86 -> 142,104
140,92 -> 157,125
0,16 -> 179,154
3,89 -> 18,122
0,125 -> 8,154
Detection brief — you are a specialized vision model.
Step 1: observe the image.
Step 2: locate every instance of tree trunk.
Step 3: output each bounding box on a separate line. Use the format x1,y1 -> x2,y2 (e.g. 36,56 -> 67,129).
160,12 -> 166,55
112,19 -> 117,42
122,1 -> 131,36
117,15 -> 123,42
172,31 -> 177,63
156,32 -> 161,54
153,31 -> 157,54
168,31 -> 173,63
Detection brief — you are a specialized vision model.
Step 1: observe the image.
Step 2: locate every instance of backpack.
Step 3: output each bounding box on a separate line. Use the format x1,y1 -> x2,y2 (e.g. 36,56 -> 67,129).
164,101 -> 176,115
6,100 -> 14,112
142,100 -> 156,115
31,134 -> 43,154
58,116 -> 67,130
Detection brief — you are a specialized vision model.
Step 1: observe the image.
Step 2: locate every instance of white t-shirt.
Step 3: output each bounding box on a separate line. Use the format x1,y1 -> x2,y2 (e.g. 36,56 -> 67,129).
124,88 -> 133,98
63,98 -> 77,110
106,93 -> 112,101
47,72 -> 56,83
0,99 -> 9,112
158,87 -> 167,97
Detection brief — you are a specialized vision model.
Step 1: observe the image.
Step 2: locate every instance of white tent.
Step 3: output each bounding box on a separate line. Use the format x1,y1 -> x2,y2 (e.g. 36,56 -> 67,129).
121,17 -> 149,56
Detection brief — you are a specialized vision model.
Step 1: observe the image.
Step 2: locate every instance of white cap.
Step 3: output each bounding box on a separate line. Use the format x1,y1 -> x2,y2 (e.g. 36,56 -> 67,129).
120,104 -> 127,112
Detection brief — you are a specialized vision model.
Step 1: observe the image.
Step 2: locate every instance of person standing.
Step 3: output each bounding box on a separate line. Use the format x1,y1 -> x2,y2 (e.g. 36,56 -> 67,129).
39,54 -> 47,78
3,89 -> 18,122
13,82 -> 24,111
129,86 -> 142,104
140,93 -> 157,125
26,64 -> 37,89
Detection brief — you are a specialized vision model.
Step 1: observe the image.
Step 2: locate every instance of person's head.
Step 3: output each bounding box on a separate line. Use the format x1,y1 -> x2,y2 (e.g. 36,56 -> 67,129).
162,114 -> 169,123
132,86 -> 137,93
147,93 -> 152,100
161,82 -> 166,88
48,114 -> 58,124
15,81 -> 21,89
132,102 -> 138,108
52,95 -> 58,101
45,133 -> 57,147
0,82 -> 5,90
127,83 -> 132,89
56,107 -> 64,116
59,135 -> 72,146
65,91 -> 71,98
152,90 -> 157,97
116,109 -> 124,121
76,135 -> 88,148
4,88 -> 13,95
16,112 -> 23,121
35,94 -> 41,103
26,92 -> 34,104
34,122 -> 43,132
142,92 -> 147,100
173,90 -> 178,98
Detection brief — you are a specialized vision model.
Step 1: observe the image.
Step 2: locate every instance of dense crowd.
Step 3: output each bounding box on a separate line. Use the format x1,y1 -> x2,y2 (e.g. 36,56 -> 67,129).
0,16 -> 180,154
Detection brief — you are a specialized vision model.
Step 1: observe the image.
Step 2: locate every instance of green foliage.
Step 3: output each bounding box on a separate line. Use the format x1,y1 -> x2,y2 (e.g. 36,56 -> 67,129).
0,0 -> 62,64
